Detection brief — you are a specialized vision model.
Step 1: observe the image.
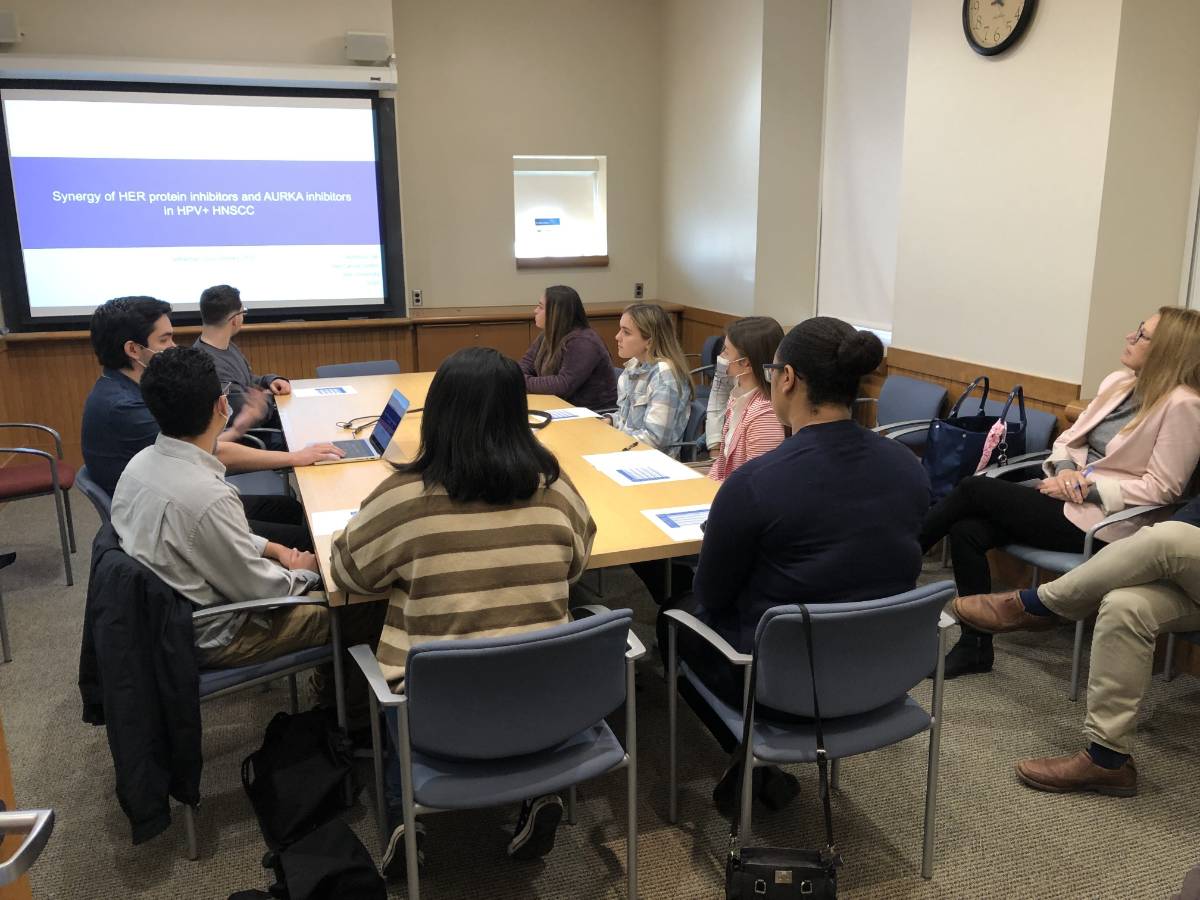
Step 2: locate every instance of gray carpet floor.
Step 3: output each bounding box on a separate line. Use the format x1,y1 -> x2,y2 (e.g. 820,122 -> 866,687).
1,494 -> 1198,899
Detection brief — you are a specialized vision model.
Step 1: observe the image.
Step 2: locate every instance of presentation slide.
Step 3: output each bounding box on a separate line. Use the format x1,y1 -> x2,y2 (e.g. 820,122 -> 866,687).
0,89 -> 387,317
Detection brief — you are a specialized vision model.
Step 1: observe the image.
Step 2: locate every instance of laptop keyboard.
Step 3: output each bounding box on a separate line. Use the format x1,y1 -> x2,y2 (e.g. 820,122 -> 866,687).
332,439 -> 375,459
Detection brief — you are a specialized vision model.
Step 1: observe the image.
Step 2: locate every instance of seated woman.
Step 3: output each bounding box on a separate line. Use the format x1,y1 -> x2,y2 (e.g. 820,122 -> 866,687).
706,316 -> 786,482
922,307 -> 1200,679
657,317 -> 930,811
518,284 -> 617,410
611,302 -> 693,454
329,347 -> 596,879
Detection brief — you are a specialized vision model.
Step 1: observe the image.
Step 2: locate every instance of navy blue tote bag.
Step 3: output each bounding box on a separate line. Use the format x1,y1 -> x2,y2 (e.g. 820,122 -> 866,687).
923,377 -> 1027,502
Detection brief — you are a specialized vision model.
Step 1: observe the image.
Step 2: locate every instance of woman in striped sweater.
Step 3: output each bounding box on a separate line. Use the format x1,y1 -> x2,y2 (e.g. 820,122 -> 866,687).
707,316 -> 786,482
330,347 -> 596,879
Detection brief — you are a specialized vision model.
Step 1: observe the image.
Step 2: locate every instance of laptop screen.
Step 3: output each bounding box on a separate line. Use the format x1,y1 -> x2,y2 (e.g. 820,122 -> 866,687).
369,389 -> 411,454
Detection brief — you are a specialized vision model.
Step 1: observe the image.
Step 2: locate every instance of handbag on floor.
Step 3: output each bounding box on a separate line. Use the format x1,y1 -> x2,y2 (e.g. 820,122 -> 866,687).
241,708 -> 353,850
725,604 -> 841,899
922,377 -> 1027,502
228,819 -> 386,900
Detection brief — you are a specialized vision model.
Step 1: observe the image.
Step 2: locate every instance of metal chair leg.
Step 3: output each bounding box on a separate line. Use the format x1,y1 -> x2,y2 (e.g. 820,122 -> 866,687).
369,694 -> 387,852
830,758 -> 841,791
1069,619 -> 1085,701
567,785 -> 577,825
287,674 -> 299,714
63,490 -> 76,553
1164,633 -> 1177,681
53,485 -> 73,586
922,622 -> 948,879
625,654 -> 638,900
183,804 -> 199,861
0,583 -> 11,663
667,624 -> 678,823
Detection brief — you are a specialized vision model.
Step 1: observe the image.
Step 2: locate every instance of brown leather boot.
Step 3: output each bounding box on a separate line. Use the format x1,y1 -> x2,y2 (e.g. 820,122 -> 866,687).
952,591 -> 1060,634
1016,751 -> 1137,797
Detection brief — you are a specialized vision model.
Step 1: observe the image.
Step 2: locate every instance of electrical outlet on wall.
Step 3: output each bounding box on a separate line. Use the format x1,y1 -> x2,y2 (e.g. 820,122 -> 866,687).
634,282 -> 644,300
412,289 -> 423,306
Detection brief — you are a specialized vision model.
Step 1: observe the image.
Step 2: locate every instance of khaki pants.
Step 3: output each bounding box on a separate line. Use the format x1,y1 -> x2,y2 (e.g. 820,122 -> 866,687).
198,598 -> 387,721
1039,521 -> 1200,754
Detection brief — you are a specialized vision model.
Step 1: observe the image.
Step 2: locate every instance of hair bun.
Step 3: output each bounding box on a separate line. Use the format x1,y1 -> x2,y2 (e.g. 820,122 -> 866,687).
836,330 -> 884,377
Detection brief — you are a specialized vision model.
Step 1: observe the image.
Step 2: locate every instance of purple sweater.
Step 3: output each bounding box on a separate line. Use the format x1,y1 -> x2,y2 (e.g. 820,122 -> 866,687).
519,328 -> 618,410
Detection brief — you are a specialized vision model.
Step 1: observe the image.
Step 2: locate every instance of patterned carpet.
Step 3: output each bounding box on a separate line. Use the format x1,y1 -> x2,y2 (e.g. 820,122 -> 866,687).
1,494 -> 1197,899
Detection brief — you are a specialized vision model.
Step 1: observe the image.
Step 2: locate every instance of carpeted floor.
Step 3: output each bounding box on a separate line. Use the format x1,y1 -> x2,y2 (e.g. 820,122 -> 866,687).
1,494 -> 1198,899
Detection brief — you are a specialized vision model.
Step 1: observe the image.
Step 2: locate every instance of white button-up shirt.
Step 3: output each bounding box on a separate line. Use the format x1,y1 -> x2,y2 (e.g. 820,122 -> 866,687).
110,435 -> 319,649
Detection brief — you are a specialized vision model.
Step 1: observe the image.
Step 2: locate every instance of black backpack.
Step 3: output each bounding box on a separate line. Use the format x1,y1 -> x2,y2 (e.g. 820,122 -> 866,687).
230,819 -> 386,900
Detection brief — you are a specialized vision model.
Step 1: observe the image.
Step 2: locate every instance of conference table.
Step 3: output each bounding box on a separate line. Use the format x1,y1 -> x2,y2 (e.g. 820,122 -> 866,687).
277,372 -> 720,729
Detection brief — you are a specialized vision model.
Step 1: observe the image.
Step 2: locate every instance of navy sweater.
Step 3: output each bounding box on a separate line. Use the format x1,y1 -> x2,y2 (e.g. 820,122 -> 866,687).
693,419 -> 932,653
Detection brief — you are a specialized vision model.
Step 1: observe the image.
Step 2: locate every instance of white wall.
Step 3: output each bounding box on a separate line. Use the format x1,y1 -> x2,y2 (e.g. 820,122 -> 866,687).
0,0 -> 391,64
816,0 -> 909,332
1082,0 -> 1200,393
659,0 -> 763,317
891,0 -> 1123,383
754,0 -> 828,328
392,0 -> 661,308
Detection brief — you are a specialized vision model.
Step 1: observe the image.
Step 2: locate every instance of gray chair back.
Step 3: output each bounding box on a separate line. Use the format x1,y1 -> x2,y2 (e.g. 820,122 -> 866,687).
876,375 -> 947,427
405,609 -> 631,760
980,396 -> 1056,453
74,465 -> 112,523
753,582 -> 954,719
700,334 -> 725,369
678,398 -> 708,462
315,360 -> 401,378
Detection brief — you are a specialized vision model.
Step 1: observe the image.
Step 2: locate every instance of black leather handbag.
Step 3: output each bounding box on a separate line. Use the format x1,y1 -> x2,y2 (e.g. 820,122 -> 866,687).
725,605 -> 841,899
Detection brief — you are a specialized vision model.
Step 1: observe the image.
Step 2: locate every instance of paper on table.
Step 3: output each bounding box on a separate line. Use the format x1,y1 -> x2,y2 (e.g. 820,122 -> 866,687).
547,406 -> 603,420
311,508 -> 358,536
293,385 -> 359,398
641,504 -> 710,542
583,449 -> 703,487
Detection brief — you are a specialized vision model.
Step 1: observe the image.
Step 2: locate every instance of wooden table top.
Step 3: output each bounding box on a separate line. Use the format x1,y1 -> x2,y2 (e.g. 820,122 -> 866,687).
278,373 -> 719,605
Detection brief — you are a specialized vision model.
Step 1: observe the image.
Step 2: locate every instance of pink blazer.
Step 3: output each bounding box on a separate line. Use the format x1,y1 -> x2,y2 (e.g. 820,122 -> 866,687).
1044,370 -> 1200,540
708,390 -> 785,482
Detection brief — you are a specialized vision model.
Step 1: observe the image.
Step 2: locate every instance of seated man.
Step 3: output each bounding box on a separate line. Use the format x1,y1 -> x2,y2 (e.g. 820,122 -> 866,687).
110,346 -> 380,669
81,296 -> 343,547
194,284 -> 290,450
954,498 -> 1200,796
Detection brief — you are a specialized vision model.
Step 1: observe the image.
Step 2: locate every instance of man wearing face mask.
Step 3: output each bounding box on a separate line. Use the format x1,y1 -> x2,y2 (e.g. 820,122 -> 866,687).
81,296 -> 343,548
107,347 -> 381,668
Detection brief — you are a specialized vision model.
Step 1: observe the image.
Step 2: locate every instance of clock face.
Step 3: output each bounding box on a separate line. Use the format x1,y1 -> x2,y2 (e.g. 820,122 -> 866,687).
963,0 -> 1036,56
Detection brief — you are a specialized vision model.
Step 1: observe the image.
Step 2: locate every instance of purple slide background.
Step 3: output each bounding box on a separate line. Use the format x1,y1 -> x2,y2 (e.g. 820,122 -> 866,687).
10,157 -> 382,249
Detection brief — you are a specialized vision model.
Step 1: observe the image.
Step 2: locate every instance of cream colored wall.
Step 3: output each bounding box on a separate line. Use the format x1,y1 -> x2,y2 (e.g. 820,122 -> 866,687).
891,0 -> 1122,383
391,0 -> 661,309
1081,0 -> 1200,395
659,0 -> 763,318
0,0 -> 391,64
753,0 -> 827,328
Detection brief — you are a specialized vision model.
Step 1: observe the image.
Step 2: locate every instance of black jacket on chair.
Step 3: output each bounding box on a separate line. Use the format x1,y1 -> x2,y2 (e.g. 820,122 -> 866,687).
78,524 -> 202,844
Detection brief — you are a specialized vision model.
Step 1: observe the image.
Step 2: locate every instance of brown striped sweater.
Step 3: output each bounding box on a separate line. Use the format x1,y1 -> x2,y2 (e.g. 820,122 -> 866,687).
330,468 -> 596,689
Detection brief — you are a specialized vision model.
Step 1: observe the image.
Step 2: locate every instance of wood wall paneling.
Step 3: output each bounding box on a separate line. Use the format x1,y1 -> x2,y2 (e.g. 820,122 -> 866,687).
414,321 -> 532,370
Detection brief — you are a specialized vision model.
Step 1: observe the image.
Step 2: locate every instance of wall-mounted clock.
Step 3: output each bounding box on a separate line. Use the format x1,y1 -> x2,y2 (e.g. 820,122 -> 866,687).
963,0 -> 1036,56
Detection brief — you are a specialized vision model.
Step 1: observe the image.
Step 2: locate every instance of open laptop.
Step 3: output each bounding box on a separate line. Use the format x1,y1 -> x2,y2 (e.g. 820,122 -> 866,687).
314,388 -> 411,465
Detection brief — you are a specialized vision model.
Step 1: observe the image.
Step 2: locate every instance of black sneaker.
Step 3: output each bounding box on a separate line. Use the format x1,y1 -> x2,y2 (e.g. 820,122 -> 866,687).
381,818 -> 425,882
507,794 -> 564,860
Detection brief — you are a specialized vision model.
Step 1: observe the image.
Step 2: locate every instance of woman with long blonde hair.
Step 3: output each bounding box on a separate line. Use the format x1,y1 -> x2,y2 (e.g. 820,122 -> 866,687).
518,285 -> 617,409
922,306 -> 1200,679
611,302 -> 694,453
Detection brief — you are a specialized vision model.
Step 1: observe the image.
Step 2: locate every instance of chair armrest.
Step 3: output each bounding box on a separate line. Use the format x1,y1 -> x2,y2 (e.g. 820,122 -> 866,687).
873,417 -> 932,434
1082,504 -> 1169,557
572,604 -> 647,660
348,643 -> 405,708
662,608 -> 751,666
0,423 -> 64,458
853,397 -> 878,406
0,808 -> 54,886
238,433 -> 266,450
191,595 -> 326,621
689,364 -> 715,378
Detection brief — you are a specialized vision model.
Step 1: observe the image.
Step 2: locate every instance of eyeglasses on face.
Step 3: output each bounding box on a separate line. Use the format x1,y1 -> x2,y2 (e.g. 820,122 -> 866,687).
220,381 -> 235,397
226,308 -> 247,322
762,362 -> 787,384
1132,321 -> 1152,343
